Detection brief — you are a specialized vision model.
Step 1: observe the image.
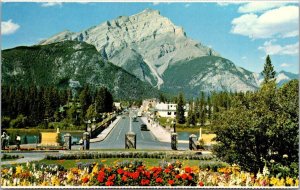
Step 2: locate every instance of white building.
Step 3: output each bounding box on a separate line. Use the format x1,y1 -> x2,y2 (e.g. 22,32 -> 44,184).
140,98 -> 158,112
154,103 -> 189,118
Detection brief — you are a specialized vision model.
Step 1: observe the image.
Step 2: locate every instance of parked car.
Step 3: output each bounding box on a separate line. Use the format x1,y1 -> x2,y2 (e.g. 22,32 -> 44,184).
140,124 -> 148,131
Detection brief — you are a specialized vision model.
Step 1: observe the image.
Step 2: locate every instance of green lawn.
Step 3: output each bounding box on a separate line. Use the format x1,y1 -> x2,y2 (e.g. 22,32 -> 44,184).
157,117 -> 214,134
33,158 -> 207,169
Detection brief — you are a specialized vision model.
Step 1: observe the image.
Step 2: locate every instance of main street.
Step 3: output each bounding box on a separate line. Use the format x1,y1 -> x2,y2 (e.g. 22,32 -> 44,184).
89,115 -> 189,150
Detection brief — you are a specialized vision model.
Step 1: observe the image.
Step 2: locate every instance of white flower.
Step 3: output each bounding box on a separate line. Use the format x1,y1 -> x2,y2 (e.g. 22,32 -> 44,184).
270,159 -> 275,163
283,154 -> 288,158
256,171 -> 263,179
262,165 -> 270,176
13,178 -> 17,186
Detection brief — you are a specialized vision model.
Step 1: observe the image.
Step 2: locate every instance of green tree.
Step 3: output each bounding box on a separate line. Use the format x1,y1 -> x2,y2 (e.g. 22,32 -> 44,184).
79,85 -> 92,120
186,101 -> 196,126
176,93 -> 185,124
199,92 -> 206,126
262,55 -> 276,84
213,80 -> 299,173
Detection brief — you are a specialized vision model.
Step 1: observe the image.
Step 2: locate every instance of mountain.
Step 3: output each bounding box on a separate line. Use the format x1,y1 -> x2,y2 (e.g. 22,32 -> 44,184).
1,41 -> 160,100
38,8 -> 294,96
39,9 -> 220,89
162,56 -> 258,96
253,71 -> 298,87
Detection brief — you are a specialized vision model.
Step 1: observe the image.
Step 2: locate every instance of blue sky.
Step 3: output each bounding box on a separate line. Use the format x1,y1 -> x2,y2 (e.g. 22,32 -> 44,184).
2,2 -> 299,74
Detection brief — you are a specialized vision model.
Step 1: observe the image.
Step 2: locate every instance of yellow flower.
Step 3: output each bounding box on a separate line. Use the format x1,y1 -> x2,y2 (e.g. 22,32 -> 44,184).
286,177 -> 294,186
51,176 -> 60,186
41,181 -> 49,186
67,172 -> 74,182
15,165 -> 22,175
101,160 -> 106,162
91,163 -> 98,176
270,177 -> 278,186
295,179 -> 299,186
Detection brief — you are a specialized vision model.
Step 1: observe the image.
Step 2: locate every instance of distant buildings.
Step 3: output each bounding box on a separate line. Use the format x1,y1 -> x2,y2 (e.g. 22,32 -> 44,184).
141,99 -> 189,118
154,102 -> 189,118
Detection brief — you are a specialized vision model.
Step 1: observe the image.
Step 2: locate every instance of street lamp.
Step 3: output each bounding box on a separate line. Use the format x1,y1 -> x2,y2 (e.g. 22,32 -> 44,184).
85,119 -> 91,132
172,120 -> 176,133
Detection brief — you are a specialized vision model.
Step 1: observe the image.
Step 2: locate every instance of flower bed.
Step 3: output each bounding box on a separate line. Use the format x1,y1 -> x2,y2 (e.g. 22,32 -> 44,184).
1,160 -> 298,186
46,151 -> 215,161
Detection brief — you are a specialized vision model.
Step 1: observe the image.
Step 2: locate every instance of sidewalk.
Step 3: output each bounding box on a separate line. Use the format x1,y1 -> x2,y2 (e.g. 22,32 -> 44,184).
141,117 -> 171,143
90,116 -> 121,143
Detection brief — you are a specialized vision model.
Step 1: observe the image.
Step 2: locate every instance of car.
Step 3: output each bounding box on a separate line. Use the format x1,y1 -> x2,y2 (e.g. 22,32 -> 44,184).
140,124 -> 148,131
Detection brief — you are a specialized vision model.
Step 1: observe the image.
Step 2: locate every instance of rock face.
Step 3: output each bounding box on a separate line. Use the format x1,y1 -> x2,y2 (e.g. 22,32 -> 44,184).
39,8 -> 219,90
2,41 -> 160,100
39,9 -> 296,96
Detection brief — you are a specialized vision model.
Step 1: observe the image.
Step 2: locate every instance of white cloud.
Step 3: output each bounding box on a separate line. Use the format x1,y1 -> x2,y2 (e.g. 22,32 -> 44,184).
152,2 -> 160,6
258,40 -> 299,56
41,2 -> 63,7
280,63 -> 290,67
238,2 -> 288,13
185,4 -> 190,8
241,56 -> 247,60
231,6 -> 299,39
1,19 -> 20,35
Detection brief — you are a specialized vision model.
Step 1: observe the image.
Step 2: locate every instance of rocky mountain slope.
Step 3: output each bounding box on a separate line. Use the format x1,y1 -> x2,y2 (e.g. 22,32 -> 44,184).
39,9 -> 296,96
39,9 -> 220,89
253,71 -> 298,87
1,41 -> 160,100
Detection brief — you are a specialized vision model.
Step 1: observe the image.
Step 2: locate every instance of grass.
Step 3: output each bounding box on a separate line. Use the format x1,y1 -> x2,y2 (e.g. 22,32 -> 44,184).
32,158 -> 208,169
157,117 -> 215,134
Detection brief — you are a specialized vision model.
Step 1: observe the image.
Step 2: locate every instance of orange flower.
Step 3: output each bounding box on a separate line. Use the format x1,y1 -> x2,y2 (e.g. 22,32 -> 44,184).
199,181 -> 204,186
156,177 -> 163,183
168,179 -> 174,185
121,176 -> 127,182
105,181 -> 114,186
82,177 -> 89,183
185,167 -> 192,173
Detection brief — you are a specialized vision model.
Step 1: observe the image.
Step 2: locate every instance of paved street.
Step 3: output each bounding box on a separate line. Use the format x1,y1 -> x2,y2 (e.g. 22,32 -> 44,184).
86,115 -> 189,150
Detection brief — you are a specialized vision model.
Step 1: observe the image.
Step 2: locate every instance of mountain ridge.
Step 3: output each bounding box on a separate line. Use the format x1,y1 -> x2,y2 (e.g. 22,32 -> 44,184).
38,8 -> 297,96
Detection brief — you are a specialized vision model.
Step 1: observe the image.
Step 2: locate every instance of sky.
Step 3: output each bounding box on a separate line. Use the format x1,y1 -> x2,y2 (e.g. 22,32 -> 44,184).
1,1 -> 299,74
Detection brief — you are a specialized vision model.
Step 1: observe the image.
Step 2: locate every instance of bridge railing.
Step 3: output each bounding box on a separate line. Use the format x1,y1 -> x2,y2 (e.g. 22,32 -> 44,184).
90,114 -> 117,138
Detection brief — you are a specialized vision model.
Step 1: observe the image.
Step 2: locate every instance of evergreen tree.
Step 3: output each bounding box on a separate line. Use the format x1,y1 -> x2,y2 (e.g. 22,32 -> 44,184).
262,55 -> 276,84
79,85 -> 92,119
207,95 -> 212,120
199,92 -> 206,126
187,101 -> 196,126
176,93 -> 185,124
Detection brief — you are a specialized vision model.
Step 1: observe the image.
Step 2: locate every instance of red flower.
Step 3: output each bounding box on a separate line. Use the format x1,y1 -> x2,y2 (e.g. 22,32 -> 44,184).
181,173 -> 188,180
199,181 -> 204,186
124,171 -> 130,176
121,176 -> 127,182
82,177 -> 89,183
156,177 -> 163,183
185,167 -> 192,173
164,169 -> 170,174
168,179 -> 174,185
105,181 -> 114,186
188,174 -> 193,180
175,174 -> 181,179
97,171 -> 105,183
117,168 -> 124,175
168,165 -> 174,170
132,171 -> 140,179
144,171 -> 151,179
140,179 -> 150,186
108,174 -> 115,181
